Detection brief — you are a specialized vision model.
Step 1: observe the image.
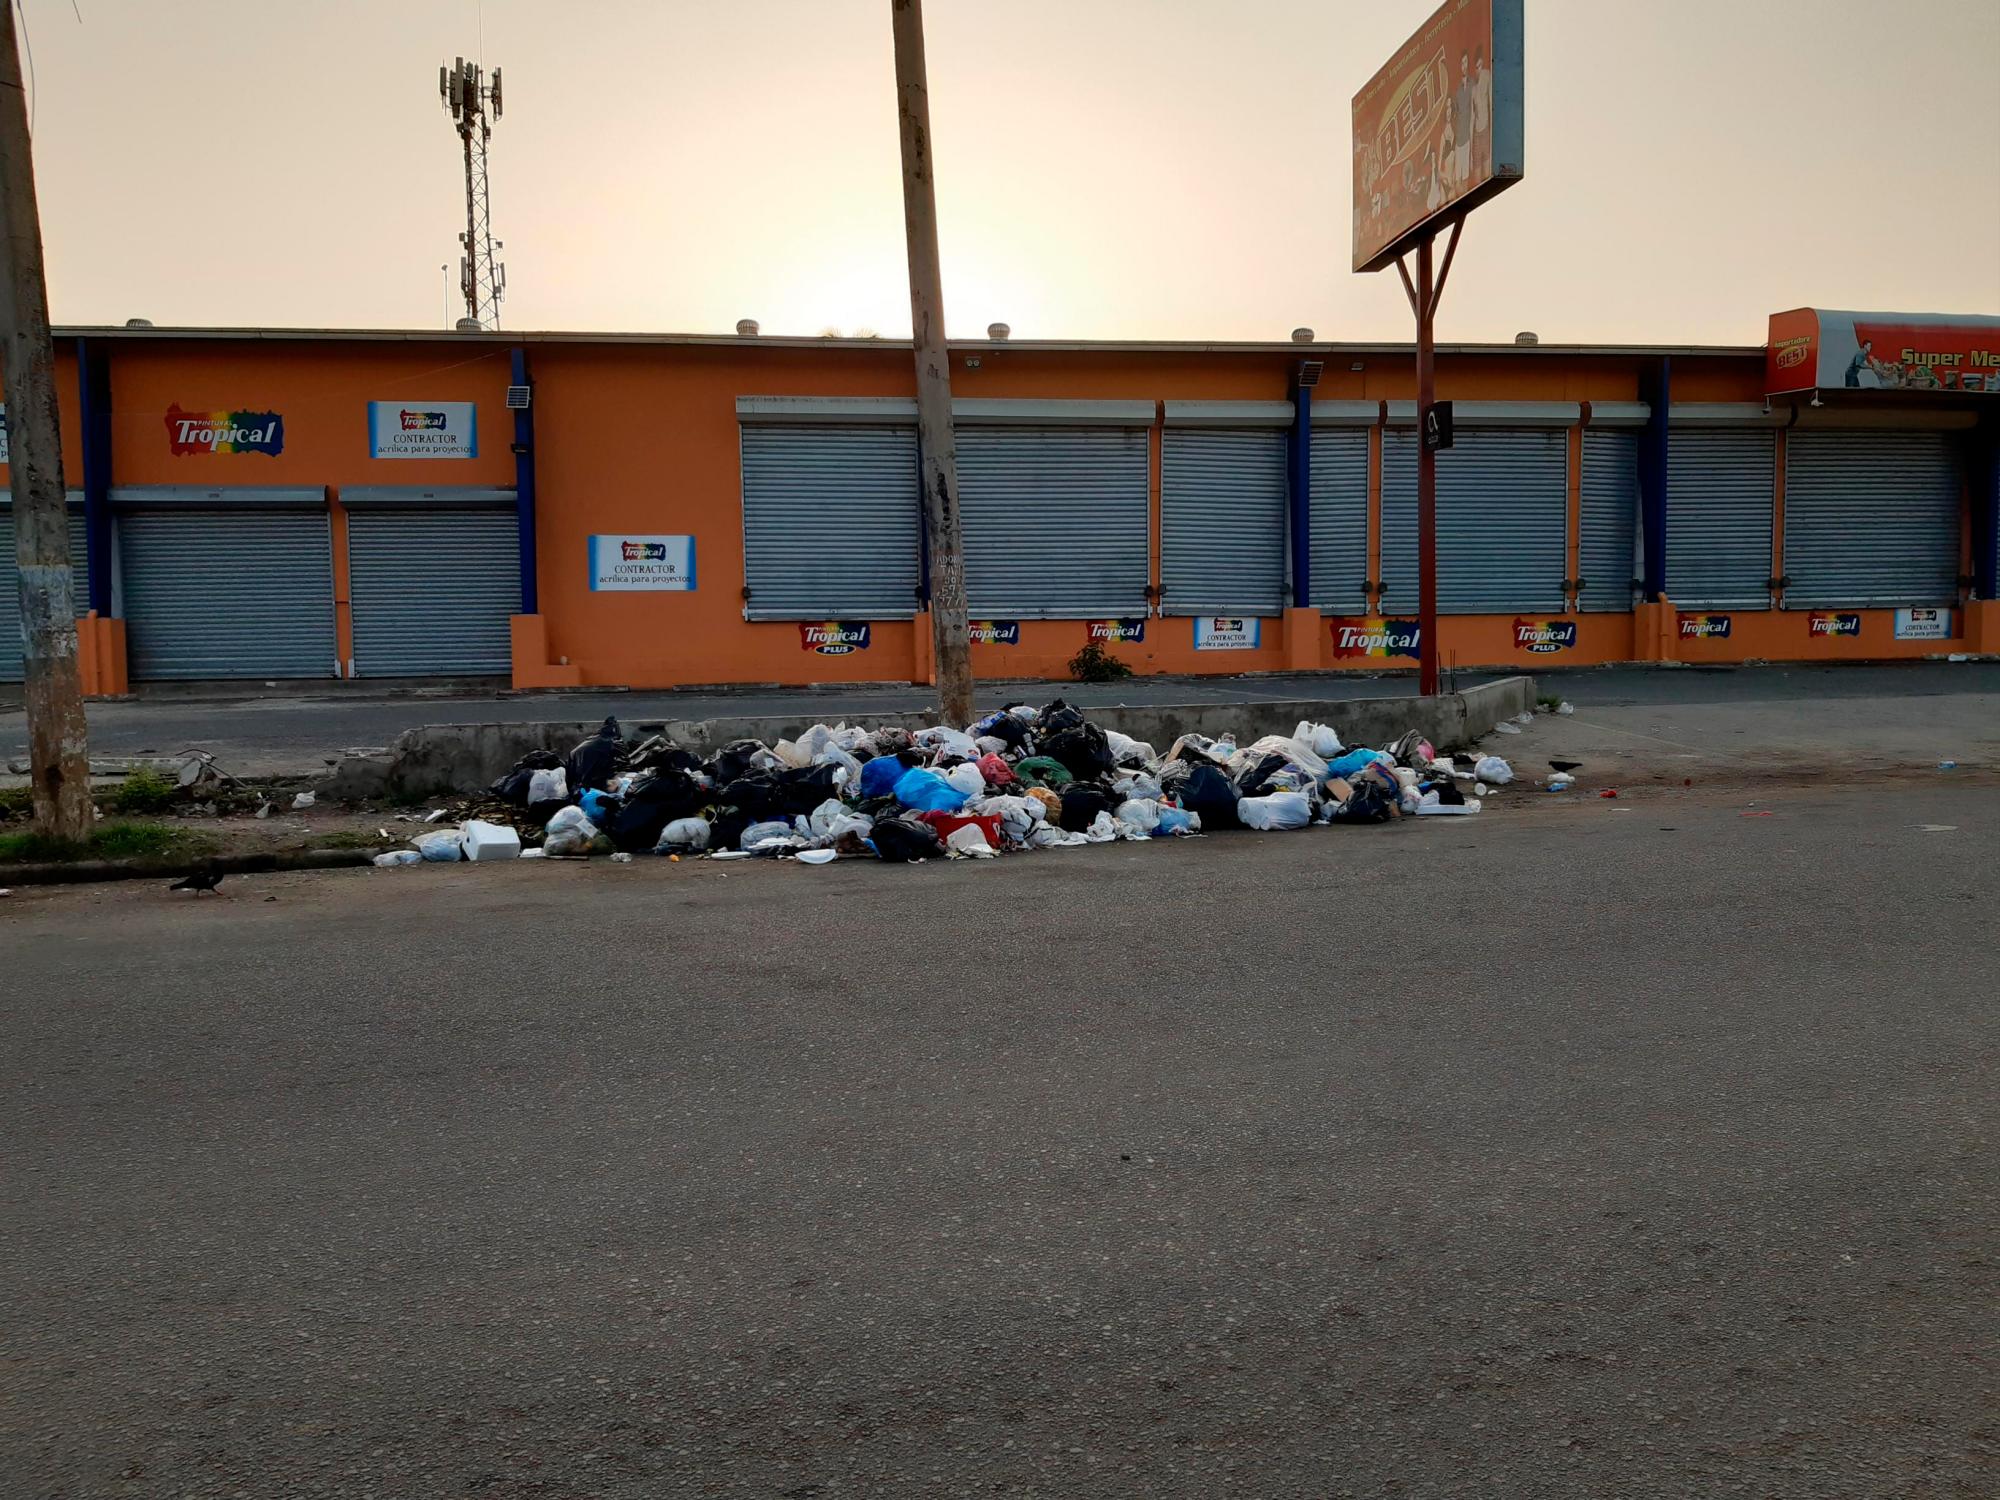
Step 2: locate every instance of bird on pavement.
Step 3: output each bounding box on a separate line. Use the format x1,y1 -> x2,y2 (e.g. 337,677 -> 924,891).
168,871 -> 226,896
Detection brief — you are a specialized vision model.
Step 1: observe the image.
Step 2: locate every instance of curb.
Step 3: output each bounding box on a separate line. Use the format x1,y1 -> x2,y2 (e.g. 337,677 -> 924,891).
0,847 -> 383,889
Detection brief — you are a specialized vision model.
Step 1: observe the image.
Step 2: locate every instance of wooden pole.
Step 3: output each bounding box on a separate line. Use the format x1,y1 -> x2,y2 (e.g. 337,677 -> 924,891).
0,2 -> 92,841
890,0 -> 973,727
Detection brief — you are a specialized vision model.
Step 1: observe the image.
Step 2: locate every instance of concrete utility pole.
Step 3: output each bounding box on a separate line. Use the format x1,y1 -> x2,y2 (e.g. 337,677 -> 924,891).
890,0 -> 973,727
0,1 -> 91,841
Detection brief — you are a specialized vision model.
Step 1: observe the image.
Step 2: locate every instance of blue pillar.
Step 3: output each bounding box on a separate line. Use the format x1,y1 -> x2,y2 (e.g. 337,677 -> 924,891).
1637,355 -> 1671,603
75,338 -> 113,617
1288,381 -> 1312,607
510,346 -> 538,615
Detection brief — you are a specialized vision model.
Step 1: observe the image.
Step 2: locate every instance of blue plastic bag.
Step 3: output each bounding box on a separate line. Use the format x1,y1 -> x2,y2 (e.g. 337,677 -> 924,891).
578,788 -> 619,825
893,766 -> 970,813
1328,748 -> 1395,779
1154,806 -> 1197,836
859,754 -> 905,800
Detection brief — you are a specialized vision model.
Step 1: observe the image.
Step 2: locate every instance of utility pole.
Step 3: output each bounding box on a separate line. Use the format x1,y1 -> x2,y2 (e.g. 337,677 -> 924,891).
0,1 -> 91,841
889,0 -> 973,727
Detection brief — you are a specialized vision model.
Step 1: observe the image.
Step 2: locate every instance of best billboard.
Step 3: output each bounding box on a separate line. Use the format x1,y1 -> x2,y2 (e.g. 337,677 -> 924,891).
1352,0 -> 1524,273
1767,309 -> 2000,396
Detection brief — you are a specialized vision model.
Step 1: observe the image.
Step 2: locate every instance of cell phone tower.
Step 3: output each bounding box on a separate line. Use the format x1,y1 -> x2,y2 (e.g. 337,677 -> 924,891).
440,57 -> 506,330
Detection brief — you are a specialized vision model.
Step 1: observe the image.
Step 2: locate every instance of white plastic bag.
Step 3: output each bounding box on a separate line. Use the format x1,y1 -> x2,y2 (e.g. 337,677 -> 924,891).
1104,730 -> 1157,766
542,806 -> 600,857
372,849 -> 421,867
412,828 -> 464,862
1237,791 -> 1312,830
914,726 -> 981,759
771,738 -> 811,769
1473,755 -> 1514,785
807,798 -> 852,840
1029,824 -> 1087,848
656,816 -> 711,852
1083,811 -> 1119,843
795,724 -> 838,762
528,767 -> 567,804
1115,798 -> 1162,837
969,794 -> 1041,844
1247,734 -> 1330,779
1294,720 -> 1344,758
945,762 -> 987,798
1114,773 -> 1164,802
741,820 -> 799,852
945,823 -> 997,857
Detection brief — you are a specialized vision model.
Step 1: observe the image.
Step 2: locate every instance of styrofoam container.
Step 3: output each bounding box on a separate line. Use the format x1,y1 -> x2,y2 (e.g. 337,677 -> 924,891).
459,818 -> 523,861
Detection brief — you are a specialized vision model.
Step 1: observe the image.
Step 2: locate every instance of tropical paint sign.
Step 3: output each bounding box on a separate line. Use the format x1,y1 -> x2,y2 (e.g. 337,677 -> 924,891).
1193,616 -> 1262,650
1329,617 -> 1420,660
1806,611 -> 1861,638
799,621 -> 871,655
969,620 -> 1021,646
165,403 -> 284,456
1086,618 -> 1146,645
1678,613 -> 1732,639
368,400 -> 477,458
588,535 -> 695,591
1513,617 -> 1576,653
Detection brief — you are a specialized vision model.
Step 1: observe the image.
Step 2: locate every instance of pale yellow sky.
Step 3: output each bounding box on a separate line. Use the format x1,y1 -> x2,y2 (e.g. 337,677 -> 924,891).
24,0 -> 2000,343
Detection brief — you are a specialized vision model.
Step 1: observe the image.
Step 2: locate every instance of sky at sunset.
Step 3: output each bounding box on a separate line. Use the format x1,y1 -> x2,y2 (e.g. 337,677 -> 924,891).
22,0 -> 2000,344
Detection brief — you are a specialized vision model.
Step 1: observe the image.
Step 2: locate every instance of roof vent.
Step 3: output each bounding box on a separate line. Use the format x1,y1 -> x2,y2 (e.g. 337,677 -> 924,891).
736,319 -> 760,337
1514,330 -> 1539,345
987,322 -> 1010,341
454,317 -> 485,332
124,317 -> 154,328
1291,327 -> 1315,344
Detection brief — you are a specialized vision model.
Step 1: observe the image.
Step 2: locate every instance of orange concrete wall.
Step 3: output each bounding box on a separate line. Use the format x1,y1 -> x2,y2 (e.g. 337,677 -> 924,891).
1671,606 -> 1967,662
0,343 -> 86,488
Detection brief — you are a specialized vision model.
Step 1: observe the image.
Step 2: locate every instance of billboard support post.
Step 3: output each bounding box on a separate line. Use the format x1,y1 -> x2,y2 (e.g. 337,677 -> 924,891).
1396,218 -> 1460,698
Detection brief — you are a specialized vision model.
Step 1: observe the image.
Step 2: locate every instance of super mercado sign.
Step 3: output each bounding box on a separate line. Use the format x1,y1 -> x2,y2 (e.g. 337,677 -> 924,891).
1767,309 -> 2000,395
165,403 -> 283,456
369,400 -> 477,458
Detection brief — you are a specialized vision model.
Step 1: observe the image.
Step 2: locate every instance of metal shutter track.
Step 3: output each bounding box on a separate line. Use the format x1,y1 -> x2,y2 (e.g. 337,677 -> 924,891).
1161,428 -> 1286,615
1784,431 -> 1960,608
0,511 -> 89,683
349,508 -> 518,675
120,509 -> 336,679
1579,430 -> 1639,612
959,426 -> 1149,617
742,425 -> 918,619
1382,429 -> 1567,612
1309,430 -> 1369,613
1666,429 -> 1772,608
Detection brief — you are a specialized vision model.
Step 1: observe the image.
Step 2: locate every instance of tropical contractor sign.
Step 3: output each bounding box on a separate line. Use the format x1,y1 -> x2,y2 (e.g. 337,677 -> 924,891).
368,400 -> 478,458
1352,0 -> 1524,272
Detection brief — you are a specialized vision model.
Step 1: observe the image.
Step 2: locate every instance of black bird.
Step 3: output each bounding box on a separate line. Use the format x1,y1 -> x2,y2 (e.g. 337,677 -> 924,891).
168,870 -> 225,896
1549,760 -> 1583,774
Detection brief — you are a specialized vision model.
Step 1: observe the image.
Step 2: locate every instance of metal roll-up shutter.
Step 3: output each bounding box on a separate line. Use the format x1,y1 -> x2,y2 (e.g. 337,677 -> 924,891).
1161,428 -> 1286,615
1381,428 -> 1567,613
1666,429 -> 1773,608
118,496 -> 336,680
1308,429 -> 1369,613
346,494 -> 518,676
0,502 -> 89,683
741,424 -> 918,619
958,425 -> 1149,617
1579,430 -> 1639,612
1783,431 -> 1961,608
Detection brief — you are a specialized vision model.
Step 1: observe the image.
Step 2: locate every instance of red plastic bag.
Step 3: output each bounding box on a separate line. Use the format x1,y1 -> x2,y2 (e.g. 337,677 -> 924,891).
976,753 -> 1017,788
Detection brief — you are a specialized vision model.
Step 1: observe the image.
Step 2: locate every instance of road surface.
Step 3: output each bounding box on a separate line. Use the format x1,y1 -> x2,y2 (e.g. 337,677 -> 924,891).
4,783 -> 1993,1497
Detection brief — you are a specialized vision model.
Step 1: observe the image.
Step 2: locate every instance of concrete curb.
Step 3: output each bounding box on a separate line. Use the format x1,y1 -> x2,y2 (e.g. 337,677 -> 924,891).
321,677 -> 1536,800
0,846 -> 382,888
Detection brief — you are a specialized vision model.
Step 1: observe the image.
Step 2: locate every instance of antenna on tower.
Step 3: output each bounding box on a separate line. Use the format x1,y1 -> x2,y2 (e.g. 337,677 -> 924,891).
440,56 -> 507,330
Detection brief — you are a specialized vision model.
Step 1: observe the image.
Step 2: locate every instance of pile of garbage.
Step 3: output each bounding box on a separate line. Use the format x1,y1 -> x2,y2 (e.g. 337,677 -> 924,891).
381,705 -> 1514,868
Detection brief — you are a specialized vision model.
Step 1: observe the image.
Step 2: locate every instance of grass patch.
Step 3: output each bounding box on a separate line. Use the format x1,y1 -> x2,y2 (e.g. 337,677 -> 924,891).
0,786 -> 32,821
108,767 -> 180,816
0,820 -> 210,865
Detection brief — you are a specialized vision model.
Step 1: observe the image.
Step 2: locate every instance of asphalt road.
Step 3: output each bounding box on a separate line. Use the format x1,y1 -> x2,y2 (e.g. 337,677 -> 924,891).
4,786 -> 1994,1497
7,661 -> 1998,780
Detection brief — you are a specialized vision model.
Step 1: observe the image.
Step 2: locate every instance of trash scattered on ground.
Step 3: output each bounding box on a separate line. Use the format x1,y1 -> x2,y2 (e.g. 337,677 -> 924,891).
1937,760 -> 1957,771
1917,824 -> 1957,832
254,802 -> 272,820
373,849 -> 421,867
610,851 -> 635,864
423,808 -> 451,823
1599,788 -> 1619,799
290,792 -> 316,810
1556,701 -> 1574,715
383,707 -> 1498,875
1492,721 -> 1521,734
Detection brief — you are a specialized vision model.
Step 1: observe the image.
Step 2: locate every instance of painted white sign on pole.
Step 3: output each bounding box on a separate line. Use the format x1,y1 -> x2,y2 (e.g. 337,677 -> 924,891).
368,400 -> 478,458
589,535 -> 696,591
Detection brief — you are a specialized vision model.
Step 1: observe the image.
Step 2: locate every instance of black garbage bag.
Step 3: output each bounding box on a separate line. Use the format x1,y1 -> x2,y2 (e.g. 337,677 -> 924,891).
1180,763 -> 1242,830
1233,751 -> 1291,800
719,764 -> 845,821
567,716 -> 625,792
870,815 -> 944,862
708,805 -> 756,852
489,768 -> 536,807
1058,784 -> 1114,833
1039,698 -> 1085,735
974,711 -> 1031,752
719,773 -> 788,820
1043,723 -> 1115,780
605,769 -> 711,851
709,739 -> 773,786
1329,779 -> 1396,824
527,794 -> 573,826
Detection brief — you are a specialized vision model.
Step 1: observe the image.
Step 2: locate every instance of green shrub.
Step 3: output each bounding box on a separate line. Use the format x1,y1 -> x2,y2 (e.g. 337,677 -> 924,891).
0,821 -> 197,863
1068,640 -> 1133,683
109,767 -> 179,815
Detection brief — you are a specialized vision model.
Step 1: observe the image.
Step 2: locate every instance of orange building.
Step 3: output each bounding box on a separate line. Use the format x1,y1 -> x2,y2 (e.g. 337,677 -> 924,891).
2,315 -> 1995,695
